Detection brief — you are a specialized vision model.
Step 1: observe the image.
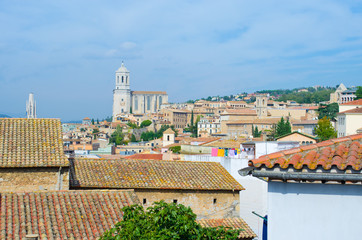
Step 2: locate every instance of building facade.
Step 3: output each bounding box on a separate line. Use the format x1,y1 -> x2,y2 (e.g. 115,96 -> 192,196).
112,63 -> 168,120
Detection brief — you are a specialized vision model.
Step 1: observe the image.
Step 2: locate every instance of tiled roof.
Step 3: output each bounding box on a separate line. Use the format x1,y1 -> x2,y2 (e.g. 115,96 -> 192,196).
203,140 -> 244,149
0,190 -> 140,239
340,99 -> 362,105
0,118 -> 68,168
221,109 -> 257,115
338,108 -> 362,114
275,131 -> 318,140
226,118 -> 279,125
70,159 -> 244,191
197,218 -> 256,239
124,153 -> 163,160
163,128 -> 175,134
291,119 -> 318,125
250,134 -> 362,171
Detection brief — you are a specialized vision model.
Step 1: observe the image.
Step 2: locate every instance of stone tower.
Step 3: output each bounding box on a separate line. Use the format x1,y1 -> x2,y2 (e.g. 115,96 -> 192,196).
112,62 -> 131,120
26,93 -> 36,119
256,94 -> 268,118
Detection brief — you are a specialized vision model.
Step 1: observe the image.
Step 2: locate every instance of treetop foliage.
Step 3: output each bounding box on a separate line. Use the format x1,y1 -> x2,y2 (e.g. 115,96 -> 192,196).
318,103 -> 339,120
100,201 -> 240,240
314,116 -> 337,141
140,120 -> 152,128
141,125 -> 178,141
275,117 -> 292,138
109,125 -> 126,146
356,86 -> 362,100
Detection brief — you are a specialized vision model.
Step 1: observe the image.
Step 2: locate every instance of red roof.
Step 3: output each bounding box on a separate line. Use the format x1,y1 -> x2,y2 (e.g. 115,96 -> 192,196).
197,218 -> 256,239
340,99 -> 362,105
0,190 -> 140,239
71,159 -> 244,191
338,107 -> 362,114
250,134 -> 362,171
124,153 -> 163,160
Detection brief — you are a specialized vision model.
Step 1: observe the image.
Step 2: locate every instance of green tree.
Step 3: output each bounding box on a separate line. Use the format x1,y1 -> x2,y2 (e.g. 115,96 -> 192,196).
140,120 -> 152,128
96,119 -> 99,124
275,117 -> 292,138
318,103 -> 339,120
169,145 -> 181,153
356,86 -> 362,100
92,128 -> 99,139
91,118 -> 95,125
130,134 -> 137,142
140,125 -> 177,141
314,116 -> 337,141
253,125 -> 261,138
100,201 -> 240,240
109,125 -> 125,146
127,122 -> 139,129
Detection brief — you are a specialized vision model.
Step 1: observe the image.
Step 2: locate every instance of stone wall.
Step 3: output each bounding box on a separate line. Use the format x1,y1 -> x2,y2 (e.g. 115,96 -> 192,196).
134,189 -> 240,219
0,167 -> 69,192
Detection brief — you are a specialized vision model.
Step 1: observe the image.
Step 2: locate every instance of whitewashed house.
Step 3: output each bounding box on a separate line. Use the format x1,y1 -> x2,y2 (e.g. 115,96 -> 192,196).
244,134 -> 362,240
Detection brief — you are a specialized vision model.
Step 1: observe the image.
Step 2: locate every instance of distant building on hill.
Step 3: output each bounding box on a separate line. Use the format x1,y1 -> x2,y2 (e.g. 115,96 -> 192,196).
330,83 -> 357,104
112,62 -> 168,120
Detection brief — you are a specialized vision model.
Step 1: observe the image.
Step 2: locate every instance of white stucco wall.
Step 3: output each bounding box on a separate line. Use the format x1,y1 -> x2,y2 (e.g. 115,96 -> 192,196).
268,182 -> 362,240
217,157 -> 266,240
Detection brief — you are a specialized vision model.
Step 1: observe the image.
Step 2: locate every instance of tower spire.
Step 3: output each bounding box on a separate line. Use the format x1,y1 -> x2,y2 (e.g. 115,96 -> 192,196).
26,93 -> 37,118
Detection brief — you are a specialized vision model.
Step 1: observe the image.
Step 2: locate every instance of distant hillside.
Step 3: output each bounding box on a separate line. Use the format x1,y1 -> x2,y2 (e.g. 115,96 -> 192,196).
276,88 -> 335,104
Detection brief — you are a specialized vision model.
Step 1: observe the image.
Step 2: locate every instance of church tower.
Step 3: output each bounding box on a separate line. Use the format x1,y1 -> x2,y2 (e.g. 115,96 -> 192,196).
26,93 -> 37,119
256,94 -> 268,118
112,62 -> 131,121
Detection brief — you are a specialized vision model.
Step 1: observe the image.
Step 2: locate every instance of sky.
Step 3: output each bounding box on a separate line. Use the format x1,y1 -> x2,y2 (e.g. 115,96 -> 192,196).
1,0 -> 362,121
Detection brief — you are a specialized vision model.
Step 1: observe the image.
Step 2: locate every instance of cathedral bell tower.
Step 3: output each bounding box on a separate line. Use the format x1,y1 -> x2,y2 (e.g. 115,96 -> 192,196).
112,62 -> 131,121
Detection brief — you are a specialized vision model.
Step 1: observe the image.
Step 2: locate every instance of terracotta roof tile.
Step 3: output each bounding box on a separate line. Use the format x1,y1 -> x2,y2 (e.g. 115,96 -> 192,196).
124,153 -> 163,160
70,159 -> 244,191
340,99 -> 362,105
0,190 -> 140,239
197,218 -> 256,239
250,134 -> 362,171
338,108 -> 362,114
0,118 -> 68,168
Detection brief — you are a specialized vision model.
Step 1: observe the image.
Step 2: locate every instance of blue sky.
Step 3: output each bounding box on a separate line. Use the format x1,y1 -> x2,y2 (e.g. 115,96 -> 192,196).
1,0 -> 362,121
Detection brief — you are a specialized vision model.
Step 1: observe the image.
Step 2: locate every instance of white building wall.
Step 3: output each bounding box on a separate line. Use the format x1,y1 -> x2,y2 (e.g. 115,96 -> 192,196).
345,114 -> 362,136
268,182 -> 362,240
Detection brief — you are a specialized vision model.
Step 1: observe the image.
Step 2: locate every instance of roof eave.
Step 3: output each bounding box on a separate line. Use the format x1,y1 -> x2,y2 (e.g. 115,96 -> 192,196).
251,170 -> 362,183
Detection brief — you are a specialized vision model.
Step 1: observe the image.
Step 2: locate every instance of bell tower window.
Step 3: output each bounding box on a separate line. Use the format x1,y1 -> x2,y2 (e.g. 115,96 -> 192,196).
122,76 -> 124,83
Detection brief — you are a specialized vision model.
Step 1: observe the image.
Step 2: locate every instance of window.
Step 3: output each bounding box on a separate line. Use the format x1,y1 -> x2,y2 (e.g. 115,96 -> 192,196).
213,198 -> 217,204
122,76 -> 124,83
147,96 -> 151,110
173,199 -> 178,204
143,198 -> 147,204
167,135 -> 170,141
159,96 -> 162,108
134,96 -> 138,111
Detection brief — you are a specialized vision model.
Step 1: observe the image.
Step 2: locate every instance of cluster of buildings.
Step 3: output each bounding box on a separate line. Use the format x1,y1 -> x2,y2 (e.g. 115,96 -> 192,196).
0,65 -> 361,239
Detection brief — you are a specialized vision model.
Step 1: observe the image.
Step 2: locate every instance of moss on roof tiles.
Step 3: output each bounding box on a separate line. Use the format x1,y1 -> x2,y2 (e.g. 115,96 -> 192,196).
0,118 -> 68,167
71,159 -> 244,191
